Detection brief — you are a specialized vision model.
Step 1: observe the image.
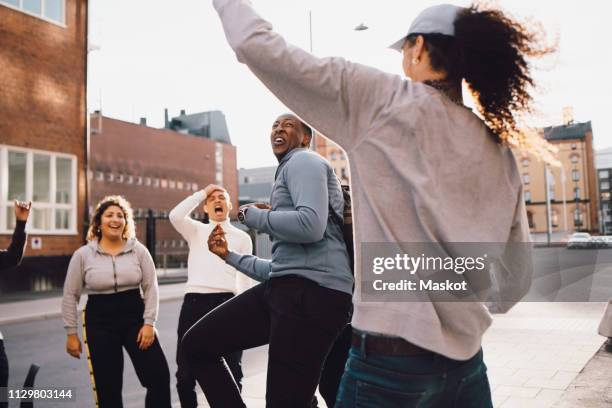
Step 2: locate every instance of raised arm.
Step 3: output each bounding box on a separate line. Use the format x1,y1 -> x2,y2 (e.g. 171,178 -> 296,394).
245,153 -> 328,243
0,220 -> 26,270
212,0 -> 403,150
169,191 -> 206,241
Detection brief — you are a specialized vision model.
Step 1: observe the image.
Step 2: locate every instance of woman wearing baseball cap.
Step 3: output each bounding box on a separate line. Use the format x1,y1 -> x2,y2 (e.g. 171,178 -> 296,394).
209,2 -> 555,406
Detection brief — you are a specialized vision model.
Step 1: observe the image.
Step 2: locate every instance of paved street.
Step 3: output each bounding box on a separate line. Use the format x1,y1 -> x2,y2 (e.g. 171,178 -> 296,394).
2,298 -> 273,408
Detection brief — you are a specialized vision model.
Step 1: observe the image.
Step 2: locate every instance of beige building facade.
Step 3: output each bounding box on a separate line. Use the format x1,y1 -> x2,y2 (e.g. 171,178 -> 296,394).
518,121 -> 598,234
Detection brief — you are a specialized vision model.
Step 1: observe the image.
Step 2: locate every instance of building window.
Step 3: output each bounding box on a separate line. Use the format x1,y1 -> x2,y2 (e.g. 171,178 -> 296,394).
522,158 -> 529,167
185,182 -> 191,191
145,177 -> 151,186
126,175 -> 134,185
106,172 -> 114,182
341,167 -> 348,180
136,176 -> 143,185
169,180 -> 176,189
603,192 -> 611,201
574,208 -> 583,226
192,183 -> 199,191
600,170 -> 609,179
153,178 -> 160,188
330,151 -> 337,161
548,188 -> 554,201
177,181 -> 183,190
571,143 -> 577,150
160,179 -> 168,188
551,210 -> 559,228
0,0 -> 65,25
572,170 -> 580,181
522,173 -> 530,184
1,146 -> 76,234
601,181 -> 610,191
116,174 -> 124,183
574,187 -> 580,200
524,191 -> 531,202
96,171 -> 104,181
570,155 -> 579,164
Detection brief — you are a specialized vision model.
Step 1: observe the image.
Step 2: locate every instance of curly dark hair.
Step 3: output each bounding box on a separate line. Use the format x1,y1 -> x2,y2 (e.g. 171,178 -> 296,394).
87,195 -> 136,241
406,4 -> 556,157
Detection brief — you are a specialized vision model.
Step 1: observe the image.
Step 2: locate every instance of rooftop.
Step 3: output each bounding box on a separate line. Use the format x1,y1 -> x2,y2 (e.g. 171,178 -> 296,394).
542,121 -> 592,141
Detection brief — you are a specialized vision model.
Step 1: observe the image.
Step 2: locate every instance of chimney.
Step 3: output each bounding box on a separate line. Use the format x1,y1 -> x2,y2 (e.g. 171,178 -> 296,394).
164,108 -> 169,128
139,117 -> 147,126
180,109 -> 186,116
562,106 -> 574,126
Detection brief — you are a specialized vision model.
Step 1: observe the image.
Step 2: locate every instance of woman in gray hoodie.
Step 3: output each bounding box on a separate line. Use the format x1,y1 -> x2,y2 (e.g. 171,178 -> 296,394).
61,195 -> 171,408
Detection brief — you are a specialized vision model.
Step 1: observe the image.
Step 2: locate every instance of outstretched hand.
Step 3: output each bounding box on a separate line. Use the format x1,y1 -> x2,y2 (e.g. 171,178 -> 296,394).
208,224 -> 229,260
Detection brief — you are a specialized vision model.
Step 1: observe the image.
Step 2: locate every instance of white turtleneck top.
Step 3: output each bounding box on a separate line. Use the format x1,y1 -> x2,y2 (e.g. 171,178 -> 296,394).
169,191 -> 255,295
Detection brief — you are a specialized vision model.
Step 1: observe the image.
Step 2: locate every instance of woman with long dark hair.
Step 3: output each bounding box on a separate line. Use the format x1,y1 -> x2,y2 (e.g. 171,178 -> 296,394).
210,1 -> 555,406
62,196 -> 171,408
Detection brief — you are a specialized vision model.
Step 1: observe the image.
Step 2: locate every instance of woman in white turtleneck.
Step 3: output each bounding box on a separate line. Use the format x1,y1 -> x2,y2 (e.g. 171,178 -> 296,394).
169,184 -> 254,408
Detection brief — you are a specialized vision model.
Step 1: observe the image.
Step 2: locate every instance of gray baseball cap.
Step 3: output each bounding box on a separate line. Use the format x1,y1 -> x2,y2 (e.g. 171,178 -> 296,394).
389,4 -> 465,52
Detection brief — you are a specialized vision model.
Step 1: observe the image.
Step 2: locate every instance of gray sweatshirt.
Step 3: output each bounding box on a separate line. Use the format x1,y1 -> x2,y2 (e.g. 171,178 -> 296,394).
226,148 -> 354,294
214,0 -> 533,360
62,238 -> 159,335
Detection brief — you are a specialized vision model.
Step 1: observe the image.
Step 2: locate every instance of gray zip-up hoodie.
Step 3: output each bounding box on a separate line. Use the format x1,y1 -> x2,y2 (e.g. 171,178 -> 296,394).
226,148 -> 354,294
62,238 -> 159,335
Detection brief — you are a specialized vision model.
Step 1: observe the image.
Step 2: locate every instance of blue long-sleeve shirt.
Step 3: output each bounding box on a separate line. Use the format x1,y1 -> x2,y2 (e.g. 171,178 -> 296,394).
226,148 -> 353,294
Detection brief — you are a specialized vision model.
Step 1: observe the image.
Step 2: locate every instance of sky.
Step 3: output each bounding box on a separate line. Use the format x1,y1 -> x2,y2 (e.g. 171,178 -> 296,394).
87,0 -> 612,169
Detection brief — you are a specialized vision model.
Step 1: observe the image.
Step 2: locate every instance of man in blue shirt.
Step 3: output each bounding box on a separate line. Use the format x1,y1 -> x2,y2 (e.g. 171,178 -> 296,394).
180,114 -> 353,408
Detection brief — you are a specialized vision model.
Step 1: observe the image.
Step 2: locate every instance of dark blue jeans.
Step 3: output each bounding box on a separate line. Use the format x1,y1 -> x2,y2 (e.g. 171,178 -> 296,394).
335,345 -> 492,408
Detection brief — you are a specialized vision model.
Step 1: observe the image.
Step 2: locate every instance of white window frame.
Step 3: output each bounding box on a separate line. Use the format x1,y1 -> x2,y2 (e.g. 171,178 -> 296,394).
0,144 -> 77,235
0,0 -> 66,27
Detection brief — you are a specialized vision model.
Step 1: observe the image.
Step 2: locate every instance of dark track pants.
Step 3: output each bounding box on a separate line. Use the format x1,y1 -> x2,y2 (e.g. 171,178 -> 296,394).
180,276 -> 352,408
176,292 -> 243,408
84,289 -> 171,408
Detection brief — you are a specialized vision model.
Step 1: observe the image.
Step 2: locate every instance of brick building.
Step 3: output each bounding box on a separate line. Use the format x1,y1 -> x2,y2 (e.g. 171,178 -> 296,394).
90,113 -> 239,268
518,121 -> 598,235
314,133 -> 350,184
0,0 -> 88,293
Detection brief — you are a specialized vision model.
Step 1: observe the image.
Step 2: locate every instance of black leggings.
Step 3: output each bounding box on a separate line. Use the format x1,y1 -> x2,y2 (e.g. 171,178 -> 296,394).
180,275 -> 352,408
176,292 -> 243,408
84,289 -> 171,408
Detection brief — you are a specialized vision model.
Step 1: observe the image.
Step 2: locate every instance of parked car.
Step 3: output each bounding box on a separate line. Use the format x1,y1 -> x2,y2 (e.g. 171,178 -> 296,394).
589,236 -> 609,249
567,232 -> 592,249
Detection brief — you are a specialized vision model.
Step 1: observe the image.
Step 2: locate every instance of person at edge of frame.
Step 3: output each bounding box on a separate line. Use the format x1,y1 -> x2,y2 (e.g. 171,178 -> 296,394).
62,195 -> 171,408
179,112 -> 354,408
0,201 -> 31,408
169,184 -> 255,408
208,1 -> 552,406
